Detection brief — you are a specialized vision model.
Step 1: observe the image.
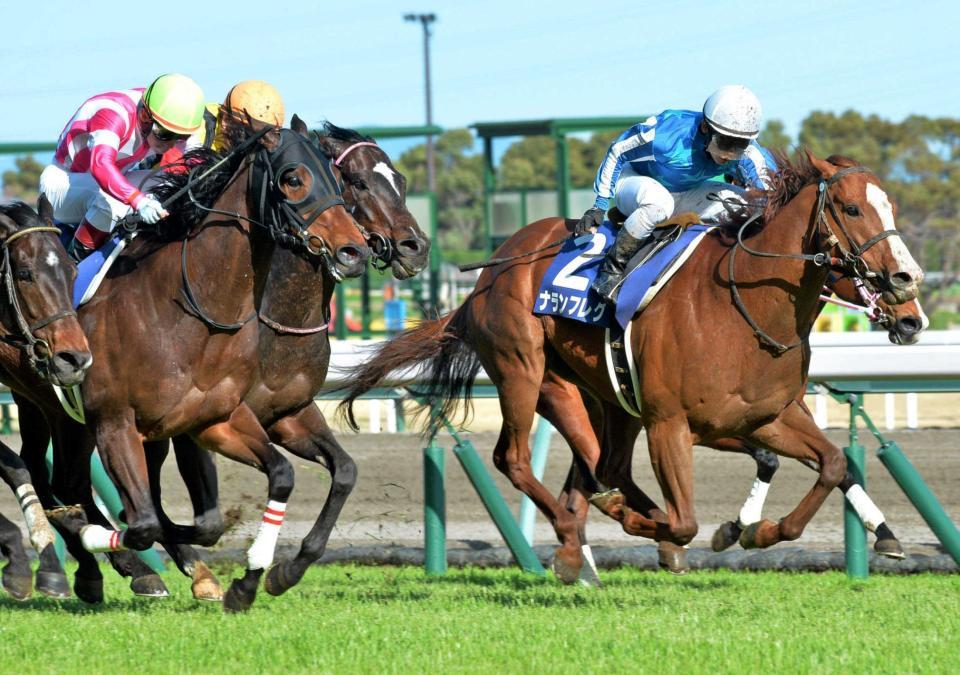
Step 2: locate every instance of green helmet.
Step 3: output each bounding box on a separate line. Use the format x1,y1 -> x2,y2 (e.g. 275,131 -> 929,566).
143,74 -> 205,135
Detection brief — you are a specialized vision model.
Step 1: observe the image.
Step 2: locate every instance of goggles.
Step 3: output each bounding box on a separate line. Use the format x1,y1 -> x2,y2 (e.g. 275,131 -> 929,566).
151,122 -> 190,143
707,132 -> 751,159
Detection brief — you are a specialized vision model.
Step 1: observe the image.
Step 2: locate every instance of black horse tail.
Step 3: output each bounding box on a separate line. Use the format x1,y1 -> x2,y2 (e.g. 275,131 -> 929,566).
336,307 -> 481,433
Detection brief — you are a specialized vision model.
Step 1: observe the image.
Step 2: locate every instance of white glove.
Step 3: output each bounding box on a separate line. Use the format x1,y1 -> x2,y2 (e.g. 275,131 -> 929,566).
136,194 -> 168,225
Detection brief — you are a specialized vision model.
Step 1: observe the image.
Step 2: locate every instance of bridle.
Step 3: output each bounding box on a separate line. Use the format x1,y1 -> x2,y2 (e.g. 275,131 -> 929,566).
728,165 -> 903,353
329,138 -> 395,271
0,226 -> 78,372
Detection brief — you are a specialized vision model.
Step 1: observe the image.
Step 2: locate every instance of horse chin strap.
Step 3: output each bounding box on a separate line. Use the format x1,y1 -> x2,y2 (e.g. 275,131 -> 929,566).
0,226 -> 77,374
729,165 -> 901,354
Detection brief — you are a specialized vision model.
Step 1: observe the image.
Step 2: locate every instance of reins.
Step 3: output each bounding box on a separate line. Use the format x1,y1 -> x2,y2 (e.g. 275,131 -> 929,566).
727,165 -> 902,353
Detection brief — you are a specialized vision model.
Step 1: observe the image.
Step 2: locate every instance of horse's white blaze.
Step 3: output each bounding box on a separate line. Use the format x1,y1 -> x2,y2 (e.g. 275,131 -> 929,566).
865,183 -> 923,282
373,161 -> 401,198
45,251 -> 59,267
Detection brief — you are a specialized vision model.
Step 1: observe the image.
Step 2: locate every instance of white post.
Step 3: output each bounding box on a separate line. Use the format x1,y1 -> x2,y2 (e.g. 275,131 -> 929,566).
884,393 -> 896,430
906,392 -> 919,429
814,393 -> 828,429
368,399 -> 382,434
385,399 -> 397,433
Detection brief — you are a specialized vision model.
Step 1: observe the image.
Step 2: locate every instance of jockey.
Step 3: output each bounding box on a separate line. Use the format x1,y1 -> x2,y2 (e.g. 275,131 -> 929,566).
38,74 -> 206,262
577,85 -> 778,303
157,80 -> 285,165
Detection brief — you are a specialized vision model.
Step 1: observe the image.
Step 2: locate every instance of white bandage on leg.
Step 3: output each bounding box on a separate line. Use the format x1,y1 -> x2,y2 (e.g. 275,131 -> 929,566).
16,484 -> 56,551
844,484 -> 885,532
80,524 -> 127,552
578,544 -> 602,587
247,500 -> 286,570
737,478 -> 771,527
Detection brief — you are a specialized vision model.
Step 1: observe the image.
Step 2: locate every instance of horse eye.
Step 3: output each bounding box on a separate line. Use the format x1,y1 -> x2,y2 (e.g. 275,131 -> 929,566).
844,204 -> 861,217
16,268 -> 34,282
283,172 -> 302,188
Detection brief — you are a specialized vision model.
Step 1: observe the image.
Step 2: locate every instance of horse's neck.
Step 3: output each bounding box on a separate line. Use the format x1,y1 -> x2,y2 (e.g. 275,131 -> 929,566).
259,247 -> 331,326
732,188 -> 830,340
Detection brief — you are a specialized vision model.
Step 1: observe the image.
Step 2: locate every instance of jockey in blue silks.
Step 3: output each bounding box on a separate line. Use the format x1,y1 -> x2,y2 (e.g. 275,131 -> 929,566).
576,85 -> 779,303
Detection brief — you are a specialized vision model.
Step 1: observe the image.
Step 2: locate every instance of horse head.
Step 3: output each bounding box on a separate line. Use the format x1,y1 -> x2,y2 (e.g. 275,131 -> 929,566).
827,273 -> 928,345
806,153 -> 923,305
0,198 -> 91,386
309,117 -> 430,280
253,121 -> 370,281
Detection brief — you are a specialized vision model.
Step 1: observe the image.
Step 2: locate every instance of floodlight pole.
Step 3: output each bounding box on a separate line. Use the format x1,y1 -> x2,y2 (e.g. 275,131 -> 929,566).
404,12 -> 437,193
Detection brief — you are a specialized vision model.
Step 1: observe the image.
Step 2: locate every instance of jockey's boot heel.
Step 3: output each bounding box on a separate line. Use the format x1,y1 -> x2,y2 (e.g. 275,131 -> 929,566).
591,229 -> 648,304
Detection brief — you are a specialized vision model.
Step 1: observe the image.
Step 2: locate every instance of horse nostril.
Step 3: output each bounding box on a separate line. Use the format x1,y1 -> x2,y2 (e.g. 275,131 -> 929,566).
53,350 -> 93,372
890,272 -> 915,289
336,245 -> 366,266
897,316 -> 921,336
398,237 -> 428,257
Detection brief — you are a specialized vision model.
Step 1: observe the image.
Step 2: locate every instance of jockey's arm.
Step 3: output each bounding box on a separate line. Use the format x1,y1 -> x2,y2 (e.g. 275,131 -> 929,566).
737,142 -> 779,190
592,121 -> 656,211
86,109 -> 147,209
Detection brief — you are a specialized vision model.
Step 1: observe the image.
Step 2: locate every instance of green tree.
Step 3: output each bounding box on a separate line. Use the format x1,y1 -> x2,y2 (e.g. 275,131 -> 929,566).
2,155 -> 43,202
759,119 -> 792,154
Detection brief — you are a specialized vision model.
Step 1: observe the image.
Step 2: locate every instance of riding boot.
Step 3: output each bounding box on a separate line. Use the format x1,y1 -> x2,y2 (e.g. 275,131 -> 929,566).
591,228 -> 649,304
67,238 -> 96,263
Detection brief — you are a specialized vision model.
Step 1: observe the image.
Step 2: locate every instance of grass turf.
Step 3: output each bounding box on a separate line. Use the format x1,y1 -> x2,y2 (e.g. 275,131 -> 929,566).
0,564 -> 957,673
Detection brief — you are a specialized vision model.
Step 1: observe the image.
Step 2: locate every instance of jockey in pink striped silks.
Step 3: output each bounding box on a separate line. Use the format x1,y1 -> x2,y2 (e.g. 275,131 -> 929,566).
38,74 -> 206,261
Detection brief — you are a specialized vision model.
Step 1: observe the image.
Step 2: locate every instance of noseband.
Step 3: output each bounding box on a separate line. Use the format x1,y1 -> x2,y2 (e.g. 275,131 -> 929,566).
0,226 -> 77,372
729,165 -> 903,353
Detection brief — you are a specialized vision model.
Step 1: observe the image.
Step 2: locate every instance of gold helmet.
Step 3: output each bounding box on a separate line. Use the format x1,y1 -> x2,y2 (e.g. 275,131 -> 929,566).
222,80 -> 285,127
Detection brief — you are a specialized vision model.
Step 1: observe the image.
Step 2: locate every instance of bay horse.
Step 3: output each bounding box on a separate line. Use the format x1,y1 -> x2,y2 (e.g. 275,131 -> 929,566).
0,199 -> 91,600
129,116 -> 432,602
339,151 -> 923,581
19,122 -> 369,609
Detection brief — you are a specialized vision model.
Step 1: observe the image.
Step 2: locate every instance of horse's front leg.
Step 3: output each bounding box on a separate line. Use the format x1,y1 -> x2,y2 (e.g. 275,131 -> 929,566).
263,404 -> 356,597
738,400 -> 846,549
644,416 -> 698,547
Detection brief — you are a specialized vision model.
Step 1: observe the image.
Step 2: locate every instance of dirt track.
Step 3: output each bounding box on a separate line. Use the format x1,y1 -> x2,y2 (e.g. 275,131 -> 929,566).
1,427 -> 957,560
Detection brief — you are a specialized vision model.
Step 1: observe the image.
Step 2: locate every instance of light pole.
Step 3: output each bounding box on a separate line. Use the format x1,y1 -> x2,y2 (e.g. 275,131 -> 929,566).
404,12 -> 436,193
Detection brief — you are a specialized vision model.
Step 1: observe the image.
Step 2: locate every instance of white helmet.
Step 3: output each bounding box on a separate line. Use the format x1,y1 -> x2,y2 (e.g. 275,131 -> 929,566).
702,85 -> 762,139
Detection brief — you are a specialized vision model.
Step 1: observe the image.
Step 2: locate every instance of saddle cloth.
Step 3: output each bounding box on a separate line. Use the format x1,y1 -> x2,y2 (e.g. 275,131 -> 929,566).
58,224 -> 130,308
535,216 -> 716,329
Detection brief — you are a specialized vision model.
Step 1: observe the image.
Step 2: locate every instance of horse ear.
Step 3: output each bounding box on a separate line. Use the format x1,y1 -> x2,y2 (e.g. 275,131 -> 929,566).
291,114 -> 309,137
37,194 -> 54,224
805,149 -> 837,179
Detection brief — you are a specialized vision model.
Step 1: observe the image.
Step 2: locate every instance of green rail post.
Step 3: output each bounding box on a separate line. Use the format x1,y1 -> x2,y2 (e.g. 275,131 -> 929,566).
519,417 -> 553,545
360,269 -> 371,339
423,440 -> 446,575
843,394 -> 869,578
42,449 -> 67,566
451,439 -> 545,575
334,284 -> 347,339
877,440 -> 960,566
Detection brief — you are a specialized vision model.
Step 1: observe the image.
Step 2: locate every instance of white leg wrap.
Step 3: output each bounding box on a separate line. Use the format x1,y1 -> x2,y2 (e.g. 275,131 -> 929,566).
578,544 -> 602,587
16,484 -> 56,551
737,479 -> 771,527
247,500 -> 286,570
844,484 -> 884,532
80,524 -> 126,552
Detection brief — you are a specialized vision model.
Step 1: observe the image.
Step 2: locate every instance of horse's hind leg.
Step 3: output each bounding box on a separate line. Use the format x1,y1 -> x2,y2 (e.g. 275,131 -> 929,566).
263,405 -> 356,597
705,437 -> 780,552
0,512 -> 32,600
192,405 -> 294,613
738,400 -> 845,549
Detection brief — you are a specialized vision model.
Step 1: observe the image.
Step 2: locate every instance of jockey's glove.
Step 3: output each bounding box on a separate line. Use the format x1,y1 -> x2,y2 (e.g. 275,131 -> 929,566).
136,194 -> 168,225
574,206 -> 605,236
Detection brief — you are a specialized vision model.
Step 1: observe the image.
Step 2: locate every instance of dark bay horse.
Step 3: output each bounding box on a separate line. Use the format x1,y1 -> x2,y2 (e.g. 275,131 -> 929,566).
131,117 -> 432,604
340,151 -> 923,581
19,123 -> 369,608
0,199 -> 91,600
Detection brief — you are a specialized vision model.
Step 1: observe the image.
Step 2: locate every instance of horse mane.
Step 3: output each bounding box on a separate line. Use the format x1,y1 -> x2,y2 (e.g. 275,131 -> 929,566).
317,121 -> 373,144
761,150 -> 862,223
147,124 -> 254,241
0,201 -> 39,229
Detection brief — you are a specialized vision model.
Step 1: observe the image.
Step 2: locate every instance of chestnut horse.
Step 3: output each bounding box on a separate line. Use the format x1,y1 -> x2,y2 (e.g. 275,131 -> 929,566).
0,200 -> 91,600
340,151 -> 923,581
17,123 -> 369,609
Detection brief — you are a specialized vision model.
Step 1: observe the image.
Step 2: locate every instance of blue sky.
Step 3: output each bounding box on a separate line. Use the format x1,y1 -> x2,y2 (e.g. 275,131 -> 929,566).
2,0 -> 958,177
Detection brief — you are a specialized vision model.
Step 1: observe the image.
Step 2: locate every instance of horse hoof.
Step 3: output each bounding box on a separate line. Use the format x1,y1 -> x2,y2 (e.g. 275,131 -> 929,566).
550,551 -> 582,585
875,537 -> 906,560
2,567 -> 32,601
35,570 -> 71,600
711,521 -> 743,552
130,574 -> 170,598
589,489 -> 625,519
657,541 -> 689,575
222,579 -> 257,613
191,562 -> 224,602
74,575 -> 104,604
739,519 -> 777,550
264,563 -> 294,597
